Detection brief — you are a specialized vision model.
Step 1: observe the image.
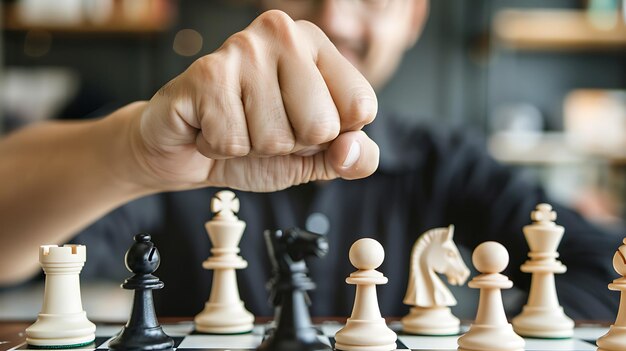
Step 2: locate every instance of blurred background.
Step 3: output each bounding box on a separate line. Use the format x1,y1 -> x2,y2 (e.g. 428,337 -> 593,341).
1,0 -> 625,320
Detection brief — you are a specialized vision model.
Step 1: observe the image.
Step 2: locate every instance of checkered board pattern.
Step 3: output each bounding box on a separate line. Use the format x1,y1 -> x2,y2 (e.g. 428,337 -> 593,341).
12,322 -> 608,351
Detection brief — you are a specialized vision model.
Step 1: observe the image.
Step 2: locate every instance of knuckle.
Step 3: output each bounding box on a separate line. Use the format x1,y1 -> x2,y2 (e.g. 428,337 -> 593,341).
193,54 -> 217,74
200,116 -> 250,157
221,128 -> 251,157
300,116 -> 340,145
221,141 -> 250,157
350,90 -> 378,126
257,10 -> 294,33
226,31 -> 262,62
253,136 -> 295,155
191,54 -> 223,84
257,10 -> 301,51
212,137 -> 250,157
192,53 -> 240,98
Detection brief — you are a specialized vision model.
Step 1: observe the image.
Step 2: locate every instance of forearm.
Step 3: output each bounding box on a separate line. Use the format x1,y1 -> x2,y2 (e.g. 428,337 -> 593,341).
0,101 -> 152,285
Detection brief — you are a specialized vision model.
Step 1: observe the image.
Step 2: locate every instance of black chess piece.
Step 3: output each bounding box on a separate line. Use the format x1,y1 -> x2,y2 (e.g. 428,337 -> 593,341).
257,228 -> 332,351
109,233 -> 174,351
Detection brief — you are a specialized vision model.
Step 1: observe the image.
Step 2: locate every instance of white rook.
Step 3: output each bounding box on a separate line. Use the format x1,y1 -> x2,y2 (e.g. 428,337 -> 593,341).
26,245 -> 95,347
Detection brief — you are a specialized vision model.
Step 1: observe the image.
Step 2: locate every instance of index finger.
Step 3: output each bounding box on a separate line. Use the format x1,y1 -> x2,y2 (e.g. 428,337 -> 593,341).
296,20 -> 378,133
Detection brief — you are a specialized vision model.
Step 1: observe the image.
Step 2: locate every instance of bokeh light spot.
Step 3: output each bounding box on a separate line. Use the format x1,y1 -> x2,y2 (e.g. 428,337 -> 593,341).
24,30 -> 52,58
173,29 -> 203,57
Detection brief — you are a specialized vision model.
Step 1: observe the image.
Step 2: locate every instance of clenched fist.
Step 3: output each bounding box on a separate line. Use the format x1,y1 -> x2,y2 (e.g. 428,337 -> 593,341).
132,10 -> 379,192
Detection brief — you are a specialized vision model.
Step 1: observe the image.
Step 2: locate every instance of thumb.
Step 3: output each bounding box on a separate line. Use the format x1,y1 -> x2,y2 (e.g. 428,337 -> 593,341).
322,131 -> 379,180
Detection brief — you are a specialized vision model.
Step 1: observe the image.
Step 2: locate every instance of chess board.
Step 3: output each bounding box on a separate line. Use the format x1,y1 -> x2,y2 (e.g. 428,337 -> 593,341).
10,322 -> 608,351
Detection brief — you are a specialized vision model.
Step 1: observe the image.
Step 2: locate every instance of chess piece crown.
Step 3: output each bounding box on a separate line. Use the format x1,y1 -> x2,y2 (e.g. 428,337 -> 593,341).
346,238 -> 388,284
468,241 -> 513,289
612,239 -> 626,285
122,233 -> 164,290
40,244 -> 86,264
204,190 -> 247,269
211,190 -> 240,220
524,204 -> 566,269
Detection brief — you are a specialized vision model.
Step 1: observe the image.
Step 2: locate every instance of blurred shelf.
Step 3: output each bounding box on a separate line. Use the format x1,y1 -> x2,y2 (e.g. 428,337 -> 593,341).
3,3 -> 174,34
493,9 -> 626,51
488,132 -> 587,165
489,131 -> 626,166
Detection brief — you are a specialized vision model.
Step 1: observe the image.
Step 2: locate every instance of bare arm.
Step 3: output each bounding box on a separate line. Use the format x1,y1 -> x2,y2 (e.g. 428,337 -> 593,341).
0,10 -> 380,285
0,102 -> 151,284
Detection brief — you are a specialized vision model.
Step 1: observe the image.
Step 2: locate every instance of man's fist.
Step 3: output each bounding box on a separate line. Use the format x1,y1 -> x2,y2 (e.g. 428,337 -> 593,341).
132,10 -> 379,192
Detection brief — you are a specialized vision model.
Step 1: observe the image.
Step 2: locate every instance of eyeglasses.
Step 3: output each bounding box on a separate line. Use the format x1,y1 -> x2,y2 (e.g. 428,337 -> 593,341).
265,0 -> 394,18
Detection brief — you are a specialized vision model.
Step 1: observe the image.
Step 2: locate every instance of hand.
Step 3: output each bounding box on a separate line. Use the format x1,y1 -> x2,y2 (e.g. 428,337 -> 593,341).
131,10 -> 379,192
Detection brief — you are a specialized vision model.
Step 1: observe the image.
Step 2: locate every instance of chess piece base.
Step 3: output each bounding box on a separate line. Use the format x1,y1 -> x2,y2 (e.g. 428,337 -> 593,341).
596,325 -> 626,351
26,312 -> 96,347
457,324 -> 525,351
256,286 -> 330,351
512,305 -> 574,338
194,301 -> 254,334
334,318 -> 397,351
401,306 -> 460,336
108,325 -> 174,351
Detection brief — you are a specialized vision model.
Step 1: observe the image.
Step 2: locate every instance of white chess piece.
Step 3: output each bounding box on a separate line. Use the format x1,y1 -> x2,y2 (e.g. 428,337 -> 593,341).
334,238 -> 397,351
194,190 -> 254,334
402,225 -> 470,335
512,203 -> 574,338
457,242 -> 525,351
596,238 -> 626,351
25,245 -> 96,347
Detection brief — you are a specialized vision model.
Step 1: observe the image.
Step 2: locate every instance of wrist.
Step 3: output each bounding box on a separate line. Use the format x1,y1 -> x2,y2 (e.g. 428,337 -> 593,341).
97,101 -> 160,197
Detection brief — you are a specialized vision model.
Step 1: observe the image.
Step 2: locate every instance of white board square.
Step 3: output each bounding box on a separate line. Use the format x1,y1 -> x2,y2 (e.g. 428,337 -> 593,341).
178,334 -> 263,349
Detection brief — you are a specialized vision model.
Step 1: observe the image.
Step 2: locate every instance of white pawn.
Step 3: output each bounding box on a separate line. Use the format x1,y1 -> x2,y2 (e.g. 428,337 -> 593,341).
596,238 -> 626,351
334,238 -> 397,351
512,203 -> 574,338
194,190 -> 254,334
457,242 -> 525,351
26,245 -> 96,347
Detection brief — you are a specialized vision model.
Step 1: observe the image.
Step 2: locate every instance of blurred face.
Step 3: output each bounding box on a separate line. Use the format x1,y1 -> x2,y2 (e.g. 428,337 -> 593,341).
259,0 -> 429,90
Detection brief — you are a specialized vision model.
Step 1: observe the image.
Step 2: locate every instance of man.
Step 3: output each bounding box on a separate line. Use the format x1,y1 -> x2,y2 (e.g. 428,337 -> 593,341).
0,1 -> 620,319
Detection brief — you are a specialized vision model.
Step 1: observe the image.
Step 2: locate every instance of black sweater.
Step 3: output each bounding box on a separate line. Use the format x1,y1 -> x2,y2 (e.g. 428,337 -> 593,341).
71,113 -> 622,320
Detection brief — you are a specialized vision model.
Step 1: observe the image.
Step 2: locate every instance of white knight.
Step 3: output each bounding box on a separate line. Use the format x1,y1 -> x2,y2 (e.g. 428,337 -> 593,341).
401,225 -> 470,335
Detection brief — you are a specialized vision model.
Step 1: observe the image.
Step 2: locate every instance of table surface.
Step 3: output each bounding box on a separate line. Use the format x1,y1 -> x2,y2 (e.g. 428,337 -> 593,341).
0,321 -> 31,351
0,318 -> 612,351
0,317 -> 288,351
